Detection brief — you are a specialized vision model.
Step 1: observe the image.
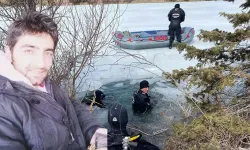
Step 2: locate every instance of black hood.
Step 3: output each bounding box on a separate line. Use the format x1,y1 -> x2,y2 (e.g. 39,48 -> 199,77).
108,104 -> 128,133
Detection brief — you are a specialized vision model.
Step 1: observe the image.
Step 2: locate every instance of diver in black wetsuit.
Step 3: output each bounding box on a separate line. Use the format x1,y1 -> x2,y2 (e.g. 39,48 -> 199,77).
107,104 -> 160,150
82,90 -> 105,108
132,80 -> 152,114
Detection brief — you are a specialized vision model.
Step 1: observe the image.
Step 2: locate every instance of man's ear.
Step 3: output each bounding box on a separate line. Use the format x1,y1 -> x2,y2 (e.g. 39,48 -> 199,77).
4,46 -> 12,63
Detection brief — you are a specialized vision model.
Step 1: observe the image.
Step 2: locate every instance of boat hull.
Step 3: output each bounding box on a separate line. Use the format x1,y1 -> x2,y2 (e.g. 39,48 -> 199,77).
112,27 -> 195,50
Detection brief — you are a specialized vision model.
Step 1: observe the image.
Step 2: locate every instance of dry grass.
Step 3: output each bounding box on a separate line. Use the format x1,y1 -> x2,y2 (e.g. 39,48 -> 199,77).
0,0 -> 214,5
124,0 -> 204,3
0,0 -> 7,4
165,111 -> 250,150
77,0 -> 215,5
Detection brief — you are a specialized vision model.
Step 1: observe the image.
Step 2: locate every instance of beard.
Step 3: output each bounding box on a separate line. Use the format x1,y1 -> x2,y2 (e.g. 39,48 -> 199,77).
24,70 -> 48,86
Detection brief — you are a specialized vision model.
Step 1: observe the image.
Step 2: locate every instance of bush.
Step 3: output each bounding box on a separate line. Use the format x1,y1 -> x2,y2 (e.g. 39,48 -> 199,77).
165,111 -> 250,150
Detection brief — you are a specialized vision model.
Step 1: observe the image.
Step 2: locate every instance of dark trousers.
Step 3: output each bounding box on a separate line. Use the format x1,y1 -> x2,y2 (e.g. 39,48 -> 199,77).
169,24 -> 182,46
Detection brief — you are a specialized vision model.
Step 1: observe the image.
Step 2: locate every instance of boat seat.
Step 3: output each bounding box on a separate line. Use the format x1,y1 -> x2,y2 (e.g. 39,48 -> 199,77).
157,30 -> 168,35
139,31 -> 151,38
123,31 -> 131,36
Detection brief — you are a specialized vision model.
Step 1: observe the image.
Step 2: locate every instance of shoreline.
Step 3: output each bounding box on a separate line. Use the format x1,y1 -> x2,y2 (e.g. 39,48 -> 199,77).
76,0 -> 215,5
0,0 -> 227,6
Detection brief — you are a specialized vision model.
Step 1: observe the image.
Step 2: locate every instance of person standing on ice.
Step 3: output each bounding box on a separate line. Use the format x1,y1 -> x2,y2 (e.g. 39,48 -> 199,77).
168,4 -> 185,49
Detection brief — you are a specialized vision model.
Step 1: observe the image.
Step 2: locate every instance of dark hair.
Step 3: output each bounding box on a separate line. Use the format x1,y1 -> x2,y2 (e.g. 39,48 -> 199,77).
6,11 -> 58,50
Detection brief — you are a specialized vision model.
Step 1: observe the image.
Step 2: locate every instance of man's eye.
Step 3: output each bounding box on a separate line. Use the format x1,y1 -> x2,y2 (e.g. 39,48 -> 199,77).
45,51 -> 53,56
24,50 -> 33,54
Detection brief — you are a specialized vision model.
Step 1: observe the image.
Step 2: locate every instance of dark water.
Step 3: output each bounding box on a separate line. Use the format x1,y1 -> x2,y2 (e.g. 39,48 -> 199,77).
81,78 -> 184,149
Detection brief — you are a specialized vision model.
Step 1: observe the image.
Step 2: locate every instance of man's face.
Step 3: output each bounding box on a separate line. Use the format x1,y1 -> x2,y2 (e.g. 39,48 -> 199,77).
9,33 -> 54,86
141,87 -> 149,94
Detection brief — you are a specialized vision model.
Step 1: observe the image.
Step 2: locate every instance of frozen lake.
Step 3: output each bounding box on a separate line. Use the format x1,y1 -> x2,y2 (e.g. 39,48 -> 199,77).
77,0 -> 246,149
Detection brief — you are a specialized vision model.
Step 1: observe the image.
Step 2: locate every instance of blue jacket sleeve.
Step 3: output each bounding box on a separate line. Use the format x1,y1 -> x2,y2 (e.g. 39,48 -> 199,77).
72,100 -> 100,145
0,109 -> 27,150
51,82 -> 101,146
